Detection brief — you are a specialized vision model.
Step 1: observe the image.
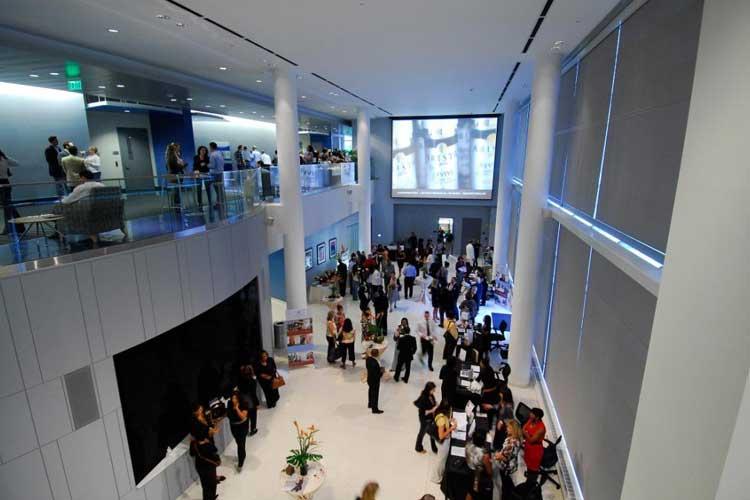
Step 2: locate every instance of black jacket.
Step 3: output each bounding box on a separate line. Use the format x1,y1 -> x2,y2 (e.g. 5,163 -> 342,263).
45,145 -> 63,178
414,392 -> 436,420
366,356 -> 382,385
397,334 -> 418,361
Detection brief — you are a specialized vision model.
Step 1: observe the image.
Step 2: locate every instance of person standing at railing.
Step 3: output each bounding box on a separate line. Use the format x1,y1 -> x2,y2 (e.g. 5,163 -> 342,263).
208,142 -> 226,216
165,143 -> 186,210
84,147 -> 101,180
44,136 -> 66,197
193,146 -> 211,209
0,149 -> 25,235
61,145 -> 86,194
234,145 -> 245,170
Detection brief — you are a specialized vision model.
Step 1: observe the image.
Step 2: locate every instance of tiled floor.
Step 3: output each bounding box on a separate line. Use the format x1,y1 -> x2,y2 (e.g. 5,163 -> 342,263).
177,286 -> 564,500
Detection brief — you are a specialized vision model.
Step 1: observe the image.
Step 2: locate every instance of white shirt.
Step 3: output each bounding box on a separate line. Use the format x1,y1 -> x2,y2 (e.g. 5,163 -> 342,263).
61,181 -> 106,204
417,319 -> 434,341
0,156 -> 19,180
84,154 -> 101,172
260,153 -> 271,165
368,270 -> 382,286
466,243 -> 475,260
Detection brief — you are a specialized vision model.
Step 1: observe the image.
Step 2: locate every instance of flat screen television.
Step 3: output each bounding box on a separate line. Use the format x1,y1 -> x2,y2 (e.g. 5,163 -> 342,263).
391,115 -> 499,200
114,279 -> 262,484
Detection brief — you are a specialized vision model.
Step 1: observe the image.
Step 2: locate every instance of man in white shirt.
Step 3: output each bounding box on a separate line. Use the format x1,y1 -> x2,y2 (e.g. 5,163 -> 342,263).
260,150 -> 271,166
249,146 -> 261,168
368,268 -> 382,294
466,240 -> 476,268
61,170 -> 105,204
208,142 -> 226,210
416,310 -> 435,371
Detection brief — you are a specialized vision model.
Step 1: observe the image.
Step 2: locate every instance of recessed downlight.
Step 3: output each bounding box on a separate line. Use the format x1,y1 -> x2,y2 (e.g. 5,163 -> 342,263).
124,110 -> 130,113
239,111 -> 244,114
98,85 -> 106,89
260,115 -> 265,118
255,79 -> 262,83
116,84 -> 125,88
252,111 -> 257,114
170,98 -> 177,102
156,14 -> 170,20
29,74 -> 39,78
219,66 -> 228,71
205,105 -> 212,108
49,72 -> 59,76
175,22 -> 185,27
219,104 -> 226,108
186,97 -> 193,101
107,28 -> 119,33
301,95 -> 307,99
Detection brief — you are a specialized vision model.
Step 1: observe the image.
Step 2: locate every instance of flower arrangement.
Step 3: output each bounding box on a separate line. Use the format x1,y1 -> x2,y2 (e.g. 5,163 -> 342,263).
286,421 -> 322,476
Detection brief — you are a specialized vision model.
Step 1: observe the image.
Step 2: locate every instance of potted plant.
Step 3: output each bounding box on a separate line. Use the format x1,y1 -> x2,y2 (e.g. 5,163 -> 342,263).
286,421 -> 322,476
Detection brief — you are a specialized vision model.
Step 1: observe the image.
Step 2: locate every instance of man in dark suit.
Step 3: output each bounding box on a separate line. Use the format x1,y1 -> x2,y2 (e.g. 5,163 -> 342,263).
366,349 -> 384,414
44,136 -> 66,197
394,328 -> 418,383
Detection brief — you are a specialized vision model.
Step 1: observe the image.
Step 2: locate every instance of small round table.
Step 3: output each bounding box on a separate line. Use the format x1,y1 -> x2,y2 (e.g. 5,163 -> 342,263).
280,462 -> 326,500
8,214 -> 64,241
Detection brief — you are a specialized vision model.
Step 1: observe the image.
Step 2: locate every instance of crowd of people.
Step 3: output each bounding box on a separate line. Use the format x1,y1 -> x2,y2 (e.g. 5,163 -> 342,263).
300,144 -> 352,164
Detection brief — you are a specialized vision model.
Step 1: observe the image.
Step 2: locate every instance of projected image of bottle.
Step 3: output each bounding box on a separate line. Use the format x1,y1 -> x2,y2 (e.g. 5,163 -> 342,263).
426,119 -> 457,191
456,119 -> 474,191
392,120 -> 417,190
472,118 -> 497,191
414,122 -> 429,190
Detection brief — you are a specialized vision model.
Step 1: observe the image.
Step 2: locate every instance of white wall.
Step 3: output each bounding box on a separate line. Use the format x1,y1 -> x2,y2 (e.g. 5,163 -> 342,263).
0,210 -> 272,500
86,109 -> 159,180
191,115 -> 276,159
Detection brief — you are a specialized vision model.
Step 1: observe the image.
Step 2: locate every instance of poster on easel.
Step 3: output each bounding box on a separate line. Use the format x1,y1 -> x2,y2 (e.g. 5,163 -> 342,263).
285,309 -> 315,368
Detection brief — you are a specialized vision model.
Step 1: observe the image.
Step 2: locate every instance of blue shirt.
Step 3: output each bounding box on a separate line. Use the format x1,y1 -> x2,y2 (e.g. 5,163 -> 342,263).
209,150 -> 224,174
403,264 -> 417,278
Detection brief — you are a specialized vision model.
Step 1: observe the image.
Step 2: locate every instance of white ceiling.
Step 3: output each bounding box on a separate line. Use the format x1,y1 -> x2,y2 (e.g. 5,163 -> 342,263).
0,0 -> 620,117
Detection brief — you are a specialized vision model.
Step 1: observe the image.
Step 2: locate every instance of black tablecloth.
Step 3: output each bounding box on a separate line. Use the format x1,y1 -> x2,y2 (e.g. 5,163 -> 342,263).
453,362 -> 481,410
441,414 -> 491,499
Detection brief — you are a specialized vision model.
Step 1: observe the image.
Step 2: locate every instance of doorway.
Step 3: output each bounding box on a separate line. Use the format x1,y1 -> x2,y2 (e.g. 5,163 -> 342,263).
438,217 -> 454,234
117,127 -> 155,192
461,217 -> 482,252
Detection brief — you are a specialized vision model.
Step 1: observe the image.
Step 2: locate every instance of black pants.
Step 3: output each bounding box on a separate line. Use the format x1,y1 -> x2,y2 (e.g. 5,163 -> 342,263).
259,380 -> 279,408
421,339 -> 434,369
394,357 -> 412,382
341,342 -> 355,365
230,421 -> 249,467
376,311 -> 388,334
415,417 -> 438,452
326,336 -> 337,363
196,464 -> 217,500
368,381 -> 380,410
404,277 -> 415,298
339,279 -> 346,296
248,407 -> 257,432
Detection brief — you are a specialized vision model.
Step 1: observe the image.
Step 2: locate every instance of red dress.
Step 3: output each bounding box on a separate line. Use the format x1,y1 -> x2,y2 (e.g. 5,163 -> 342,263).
523,420 -> 546,472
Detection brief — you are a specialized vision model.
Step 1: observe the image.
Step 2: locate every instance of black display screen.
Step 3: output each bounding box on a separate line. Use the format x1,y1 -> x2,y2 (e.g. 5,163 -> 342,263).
114,279 -> 262,484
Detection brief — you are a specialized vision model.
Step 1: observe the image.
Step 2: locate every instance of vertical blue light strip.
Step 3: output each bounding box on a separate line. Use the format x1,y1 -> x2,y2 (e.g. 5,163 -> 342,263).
542,222 -> 562,374
576,247 -> 594,362
592,23 -> 622,219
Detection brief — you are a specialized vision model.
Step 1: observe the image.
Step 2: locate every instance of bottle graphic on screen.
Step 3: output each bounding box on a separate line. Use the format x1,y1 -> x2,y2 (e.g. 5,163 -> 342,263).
426,120 -> 457,191
392,120 -> 417,190
456,119 -> 474,191
472,118 -> 497,192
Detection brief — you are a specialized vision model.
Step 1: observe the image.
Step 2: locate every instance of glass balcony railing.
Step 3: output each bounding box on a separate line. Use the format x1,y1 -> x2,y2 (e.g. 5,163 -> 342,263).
266,161 -> 357,200
0,170 -> 262,270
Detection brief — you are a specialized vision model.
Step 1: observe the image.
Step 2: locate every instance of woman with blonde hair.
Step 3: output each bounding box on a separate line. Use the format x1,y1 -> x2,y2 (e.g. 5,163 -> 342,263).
326,310 -> 338,363
356,481 -> 379,500
164,142 -> 186,208
492,419 -> 523,500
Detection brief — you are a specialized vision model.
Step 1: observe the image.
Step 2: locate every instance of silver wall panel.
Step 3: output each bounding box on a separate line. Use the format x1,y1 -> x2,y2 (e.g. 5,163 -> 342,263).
181,235 -> 214,317
143,474 -> 169,500
103,411 -> 131,497
74,263 -> 106,362
164,455 -> 193,500
1,279 -> 42,388
0,298 -> 23,398
144,244 -> 186,335
41,442 -> 72,500
21,268 -> 90,382
121,487 -> 146,500
92,254 -> 145,355
27,378 -> 72,445
175,240 -> 193,319
58,420 -> 118,500
231,221 -> 253,290
94,358 -> 120,417
0,390 -> 38,463
208,227 -> 235,303
133,251 -> 157,339
0,449 -> 53,500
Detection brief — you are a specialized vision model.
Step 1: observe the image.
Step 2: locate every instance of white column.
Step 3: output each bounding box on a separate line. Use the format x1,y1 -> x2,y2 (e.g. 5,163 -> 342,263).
274,68 -> 307,312
620,1 -> 750,498
507,51 -> 561,386
357,109 -> 372,253
493,99 -> 518,276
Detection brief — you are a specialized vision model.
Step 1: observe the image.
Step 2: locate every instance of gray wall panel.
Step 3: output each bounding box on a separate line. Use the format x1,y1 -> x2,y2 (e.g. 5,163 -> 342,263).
103,411 -> 131,497
94,358 -> 120,417
133,251 -> 157,339
144,244 -> 186,335
41,442 -> 72,500
181,235 -> 215,316
0,390 -> 38,463
0,297 -> 23,398
209,226 -> 237,303
74,263 -> 106,362
1,279 -> 42,388
0,449 -> 53,500
58,420 -> 118,500
27,378 -> 72,445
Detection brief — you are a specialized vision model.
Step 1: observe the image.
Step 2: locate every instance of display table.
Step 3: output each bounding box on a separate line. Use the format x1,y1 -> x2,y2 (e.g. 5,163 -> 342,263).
361,339 -> 389,357
441,411 -> 491,500
8,214 -> 64,241
321,296 -> 343,310
308,284 -> 336,303
280,462 -> 326,500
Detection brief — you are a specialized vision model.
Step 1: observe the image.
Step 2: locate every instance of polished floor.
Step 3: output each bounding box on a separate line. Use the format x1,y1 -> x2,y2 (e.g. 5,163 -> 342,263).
177,287 -> 564,500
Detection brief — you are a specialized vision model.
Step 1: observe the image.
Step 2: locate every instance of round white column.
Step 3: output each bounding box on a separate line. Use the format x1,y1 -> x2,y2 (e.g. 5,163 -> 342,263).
274,67 -> 307,312
357,109 -> 372,253
493,99 -> 518,276
508,51 -> 561,386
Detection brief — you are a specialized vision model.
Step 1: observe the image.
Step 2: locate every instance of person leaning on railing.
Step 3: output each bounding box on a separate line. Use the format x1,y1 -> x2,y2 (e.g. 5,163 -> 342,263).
208,142 -> 226,212
61,145 -> 87,193
0,149 -> 23,235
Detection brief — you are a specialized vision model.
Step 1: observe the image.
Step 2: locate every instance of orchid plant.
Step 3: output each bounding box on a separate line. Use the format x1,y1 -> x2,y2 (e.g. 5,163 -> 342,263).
286,421 -> 322,471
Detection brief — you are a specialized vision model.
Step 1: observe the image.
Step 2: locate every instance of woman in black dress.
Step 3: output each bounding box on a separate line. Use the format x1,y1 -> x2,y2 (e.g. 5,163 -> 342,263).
237,364 -> 259,434
192,145 -> 211,208
256,351 -> 280,408
439,356 -> 458,407
226,390 -> 249,470
414,381 -> 439,454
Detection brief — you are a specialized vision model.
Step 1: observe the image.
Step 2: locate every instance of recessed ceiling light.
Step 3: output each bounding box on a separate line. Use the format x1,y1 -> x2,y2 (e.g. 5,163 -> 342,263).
98,85 -> 106,89
116,84 -> 125,88
205,105 -> 212,108
342,110 -> 347,113
186,97 -> 193,101
252,111 -> 257,114
175,22 -> 185,27
29,74 -> 39,78
219,104 -> 226,108
301,95 -> 307,99
260,115 -> 265,118
239,111 -> 244,114
156,14 -> 170,20
330,106 -> 335,109
219,66 -> 228,71
49,72 -> 59,76
124,110 -> 130,113
107,28 -> 119,33
255,79 -> 262,83
296,75 -> 303,80
170,98 -> 177,102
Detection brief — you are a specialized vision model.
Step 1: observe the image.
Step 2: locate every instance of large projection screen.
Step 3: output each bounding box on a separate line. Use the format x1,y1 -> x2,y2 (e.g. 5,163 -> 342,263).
391,115 -> 499,199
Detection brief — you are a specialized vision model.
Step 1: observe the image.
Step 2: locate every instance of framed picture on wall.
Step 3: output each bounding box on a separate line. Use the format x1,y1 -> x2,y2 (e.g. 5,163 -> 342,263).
305,248 -> 313,270
328,238 -> 337,261
316,243 -> 326,265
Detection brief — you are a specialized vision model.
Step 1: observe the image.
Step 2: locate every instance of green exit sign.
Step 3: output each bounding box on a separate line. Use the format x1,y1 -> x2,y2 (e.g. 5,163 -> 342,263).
67,79 -> 83,92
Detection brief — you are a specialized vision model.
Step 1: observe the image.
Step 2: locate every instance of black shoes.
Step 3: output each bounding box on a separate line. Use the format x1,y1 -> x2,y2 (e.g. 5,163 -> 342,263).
249,429 -> 258,436
372,409 -> 384,414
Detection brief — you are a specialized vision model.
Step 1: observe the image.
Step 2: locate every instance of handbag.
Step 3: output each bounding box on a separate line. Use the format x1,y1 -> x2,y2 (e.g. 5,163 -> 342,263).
271,375 -> 286,390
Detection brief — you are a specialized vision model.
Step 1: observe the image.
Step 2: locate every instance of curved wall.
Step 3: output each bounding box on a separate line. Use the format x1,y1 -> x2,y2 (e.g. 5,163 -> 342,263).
0,210 -> 272,500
